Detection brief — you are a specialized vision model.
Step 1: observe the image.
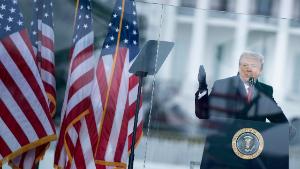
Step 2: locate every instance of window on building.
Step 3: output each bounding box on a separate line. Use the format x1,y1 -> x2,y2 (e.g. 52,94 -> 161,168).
250,0 -> 279,17
177,0 -> 196,16
172,23 -> 192,83
209,0 -> 236,12
293,0 -> 300,20
290,0 -> 300,26
213,44 -> 224,79
255,0 -> 272,16
292,55 -> 300,95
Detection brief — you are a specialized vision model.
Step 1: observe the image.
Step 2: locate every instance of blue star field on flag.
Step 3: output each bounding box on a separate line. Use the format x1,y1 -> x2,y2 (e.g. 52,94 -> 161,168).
0,0 -> 24,38
72,0 -> 93,44
100,0 -> 139,61
29,0 -> 54,48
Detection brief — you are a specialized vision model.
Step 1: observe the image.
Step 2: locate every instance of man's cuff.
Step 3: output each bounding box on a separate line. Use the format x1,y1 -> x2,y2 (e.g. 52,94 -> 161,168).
198,90 -> 207,99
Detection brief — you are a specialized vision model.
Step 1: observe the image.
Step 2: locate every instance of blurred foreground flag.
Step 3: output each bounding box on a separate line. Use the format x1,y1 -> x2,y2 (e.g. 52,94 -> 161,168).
93,0 -> 143,168
0,0 -> 56,167
54,0 -> 98,168
29,0 -> 56,118
9,0 -> 57,168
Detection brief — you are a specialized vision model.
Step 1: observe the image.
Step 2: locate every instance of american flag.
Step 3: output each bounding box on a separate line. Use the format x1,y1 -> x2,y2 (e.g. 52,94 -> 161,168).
10,1 -> 56,168
93,0 -> 143,168
54,0 -> 98,168
29,0 -> 56,117
0,0 -> 56,167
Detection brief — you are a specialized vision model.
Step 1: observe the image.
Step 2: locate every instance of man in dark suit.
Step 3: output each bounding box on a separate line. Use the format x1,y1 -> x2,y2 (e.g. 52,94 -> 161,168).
195,51 -> 290,169
195,51 -> 288,122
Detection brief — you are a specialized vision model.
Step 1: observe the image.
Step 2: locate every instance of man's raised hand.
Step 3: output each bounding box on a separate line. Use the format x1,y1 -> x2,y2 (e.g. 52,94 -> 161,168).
198,65 -> 207,91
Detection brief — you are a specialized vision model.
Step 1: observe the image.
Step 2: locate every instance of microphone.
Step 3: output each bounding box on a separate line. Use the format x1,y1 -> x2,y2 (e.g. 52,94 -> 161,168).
248,77 -> 255,86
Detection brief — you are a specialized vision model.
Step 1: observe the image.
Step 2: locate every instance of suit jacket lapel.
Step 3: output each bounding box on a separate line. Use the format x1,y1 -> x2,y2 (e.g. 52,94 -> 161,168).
236,76 -> 247,99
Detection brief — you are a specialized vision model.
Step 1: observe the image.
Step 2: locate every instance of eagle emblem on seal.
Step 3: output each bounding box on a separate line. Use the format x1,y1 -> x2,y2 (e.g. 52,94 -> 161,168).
232,128 -> 264,160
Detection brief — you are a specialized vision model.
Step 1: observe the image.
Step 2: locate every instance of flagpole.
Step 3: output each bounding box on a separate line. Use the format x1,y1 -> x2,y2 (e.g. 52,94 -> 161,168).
128,71 -> 147,169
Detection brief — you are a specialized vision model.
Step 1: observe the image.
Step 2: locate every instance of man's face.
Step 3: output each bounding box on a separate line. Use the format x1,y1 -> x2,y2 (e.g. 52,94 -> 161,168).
239,56 -> 262,83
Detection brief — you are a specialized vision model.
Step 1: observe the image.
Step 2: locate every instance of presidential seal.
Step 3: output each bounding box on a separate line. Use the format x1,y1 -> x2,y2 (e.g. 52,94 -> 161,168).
232,128 -> 264,160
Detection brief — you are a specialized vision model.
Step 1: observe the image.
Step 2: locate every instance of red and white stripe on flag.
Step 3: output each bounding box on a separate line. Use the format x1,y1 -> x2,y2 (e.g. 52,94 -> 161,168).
93,49 -> 143,169
54,0 -> 98,168
38,18 -> 56,117
0,29 -> 56,166
54,32 -> 97,169
29,0 -> 56,117
36,0 -> 56,118
9,145 -> 49,169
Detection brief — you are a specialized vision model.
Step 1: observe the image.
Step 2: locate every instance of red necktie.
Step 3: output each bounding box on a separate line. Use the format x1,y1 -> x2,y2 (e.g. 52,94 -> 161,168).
247,86 -> 253,103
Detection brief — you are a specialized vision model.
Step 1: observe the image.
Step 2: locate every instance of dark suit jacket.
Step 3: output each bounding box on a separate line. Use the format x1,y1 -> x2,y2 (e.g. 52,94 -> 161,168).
195,75 -> 289,169
195,75 -> 288,123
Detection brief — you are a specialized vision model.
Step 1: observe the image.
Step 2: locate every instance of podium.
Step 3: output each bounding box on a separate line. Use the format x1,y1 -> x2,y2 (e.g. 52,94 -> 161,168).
200,118 -> 289,169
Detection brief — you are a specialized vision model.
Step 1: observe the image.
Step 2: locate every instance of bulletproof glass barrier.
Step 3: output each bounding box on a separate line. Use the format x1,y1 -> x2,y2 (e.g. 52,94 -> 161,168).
1,0 -> 300,169
130,1 -> 300,169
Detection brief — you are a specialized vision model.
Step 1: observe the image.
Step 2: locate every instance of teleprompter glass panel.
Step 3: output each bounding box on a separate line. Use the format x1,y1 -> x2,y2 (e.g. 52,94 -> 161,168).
1,0 -> 299,169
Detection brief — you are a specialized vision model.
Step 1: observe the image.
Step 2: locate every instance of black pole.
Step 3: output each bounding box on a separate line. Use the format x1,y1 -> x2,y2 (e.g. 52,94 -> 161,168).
128,71 -> 147,169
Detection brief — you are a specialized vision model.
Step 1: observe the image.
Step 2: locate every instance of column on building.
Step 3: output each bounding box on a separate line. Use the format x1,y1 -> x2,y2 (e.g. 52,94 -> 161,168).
273,0 -> 293,101
178,0 -> 209,114
232,0 -> 250,71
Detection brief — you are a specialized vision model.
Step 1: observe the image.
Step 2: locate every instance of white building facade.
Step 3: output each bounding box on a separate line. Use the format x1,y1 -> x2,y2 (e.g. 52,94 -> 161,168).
137,0 -> 300,119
